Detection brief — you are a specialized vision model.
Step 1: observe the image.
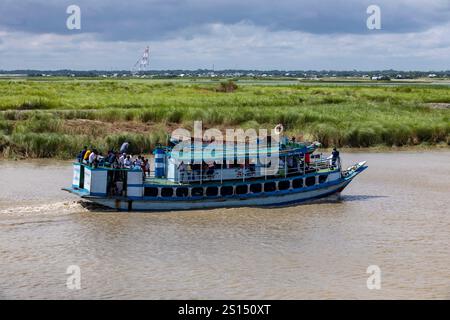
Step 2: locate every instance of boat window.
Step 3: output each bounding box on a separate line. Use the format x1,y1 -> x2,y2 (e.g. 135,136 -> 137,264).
236,185 -> 248,195
319,175 -> 327,184
250,183 -> 262,193
264,182 -> 276,192
221,186 -> 233,196
176,187 -> 188,197
144,187 -> 158,197
191,187 -> 204,197
161,187 -> 174,197
278,180 -> 290,190
292,178 -> 303,189
206,186 -> 218,197
305,176 -> 316,187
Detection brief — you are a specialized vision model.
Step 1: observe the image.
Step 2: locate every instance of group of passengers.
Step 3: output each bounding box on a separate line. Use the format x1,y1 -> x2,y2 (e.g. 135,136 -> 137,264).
177,161 -> 229,182
77,142 -> 151,177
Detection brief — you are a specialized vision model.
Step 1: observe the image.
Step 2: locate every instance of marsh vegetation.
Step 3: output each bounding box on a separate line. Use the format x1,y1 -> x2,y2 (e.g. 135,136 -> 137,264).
0,79 -> 449,158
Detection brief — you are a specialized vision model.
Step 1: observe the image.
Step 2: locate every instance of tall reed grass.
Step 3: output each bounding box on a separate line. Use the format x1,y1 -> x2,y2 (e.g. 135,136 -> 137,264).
0,79 -> 449,158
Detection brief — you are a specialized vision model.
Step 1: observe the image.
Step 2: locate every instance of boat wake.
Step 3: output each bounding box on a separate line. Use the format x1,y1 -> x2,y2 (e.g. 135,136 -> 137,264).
0,200 -> 89,217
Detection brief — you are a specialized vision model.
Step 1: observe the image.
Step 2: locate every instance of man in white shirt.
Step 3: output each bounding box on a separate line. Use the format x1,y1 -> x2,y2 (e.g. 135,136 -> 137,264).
134,156 -> 142,167
118,153 -> 126,167
144,159 -> 150,177
124,155 -> 132,168
88,150 -> 96,165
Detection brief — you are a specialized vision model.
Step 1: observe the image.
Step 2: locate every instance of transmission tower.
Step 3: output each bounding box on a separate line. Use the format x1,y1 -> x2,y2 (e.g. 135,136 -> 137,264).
132,46 -> 150,75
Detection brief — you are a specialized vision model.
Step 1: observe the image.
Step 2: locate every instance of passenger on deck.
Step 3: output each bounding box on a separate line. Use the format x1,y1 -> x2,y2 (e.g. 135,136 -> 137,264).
107,150 -> 116,166
118,153 -> 126,168
78,146 -> 88,163
206,162 -> 215,179
192,163 -> 201,180
186,163 -> 193,181
124,155 -> 132,169
305,152 -> 311,165
83,148 -> 92,164
331,147 -> 340,167
178,161 -> 187,182
88,149 -> 97,166
134,156 -> 142,168
144,158 -> 150,177
287,156 -> 294,168
278,158 -> 286,176
110,152 -> 119,168
97,152 -> 105,167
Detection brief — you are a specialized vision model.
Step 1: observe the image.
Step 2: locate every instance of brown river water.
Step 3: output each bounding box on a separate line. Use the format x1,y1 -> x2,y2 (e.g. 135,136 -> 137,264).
0,151 -> 449,299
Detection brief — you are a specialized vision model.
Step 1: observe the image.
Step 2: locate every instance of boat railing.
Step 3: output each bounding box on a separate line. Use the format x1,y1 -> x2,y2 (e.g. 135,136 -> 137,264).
171,156 -> 340,184
76,153 -> 340,184
76,161 -> 136,171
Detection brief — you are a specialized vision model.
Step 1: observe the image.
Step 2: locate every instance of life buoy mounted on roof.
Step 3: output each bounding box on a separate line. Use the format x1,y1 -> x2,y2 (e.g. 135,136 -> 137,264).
274,123 -> 284,135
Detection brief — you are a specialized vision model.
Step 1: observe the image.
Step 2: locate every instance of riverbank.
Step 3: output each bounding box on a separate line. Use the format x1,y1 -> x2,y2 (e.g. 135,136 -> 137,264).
1,79 -> 449,158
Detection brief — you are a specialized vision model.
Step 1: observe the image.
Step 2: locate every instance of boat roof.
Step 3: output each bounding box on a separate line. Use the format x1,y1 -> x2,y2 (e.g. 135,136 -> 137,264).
166,142 -> 315,163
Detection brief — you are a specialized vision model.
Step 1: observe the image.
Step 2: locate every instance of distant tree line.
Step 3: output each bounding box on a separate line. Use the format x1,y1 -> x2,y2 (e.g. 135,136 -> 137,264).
1,69 -> 450,79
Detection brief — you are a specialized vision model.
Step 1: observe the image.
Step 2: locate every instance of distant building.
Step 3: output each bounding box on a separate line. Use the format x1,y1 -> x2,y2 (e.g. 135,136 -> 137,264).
371,75 -> 390,81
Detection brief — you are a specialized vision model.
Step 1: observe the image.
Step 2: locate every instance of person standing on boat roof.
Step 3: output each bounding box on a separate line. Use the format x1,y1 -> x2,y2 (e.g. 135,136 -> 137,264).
120,141 -> 130,154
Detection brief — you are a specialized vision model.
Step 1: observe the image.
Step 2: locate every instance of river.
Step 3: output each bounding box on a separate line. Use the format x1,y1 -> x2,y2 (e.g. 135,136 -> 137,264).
0,151 -> 449,299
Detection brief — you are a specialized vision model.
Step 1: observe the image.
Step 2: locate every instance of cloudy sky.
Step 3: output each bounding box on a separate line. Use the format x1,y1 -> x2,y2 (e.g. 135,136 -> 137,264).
0,0 -> 449,70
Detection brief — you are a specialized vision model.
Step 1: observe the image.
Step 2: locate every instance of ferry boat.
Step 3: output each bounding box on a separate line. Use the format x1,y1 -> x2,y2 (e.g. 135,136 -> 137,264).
64,136 -> 367,211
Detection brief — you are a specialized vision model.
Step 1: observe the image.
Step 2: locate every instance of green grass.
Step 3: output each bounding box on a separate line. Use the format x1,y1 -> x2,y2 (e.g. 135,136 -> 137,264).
0,78 -> 449,158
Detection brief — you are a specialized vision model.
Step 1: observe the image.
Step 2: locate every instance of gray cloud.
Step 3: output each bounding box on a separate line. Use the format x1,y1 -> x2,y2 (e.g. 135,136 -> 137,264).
1,21 -> 449,70
1,0 -> 449,70
0,0 -> 449,41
